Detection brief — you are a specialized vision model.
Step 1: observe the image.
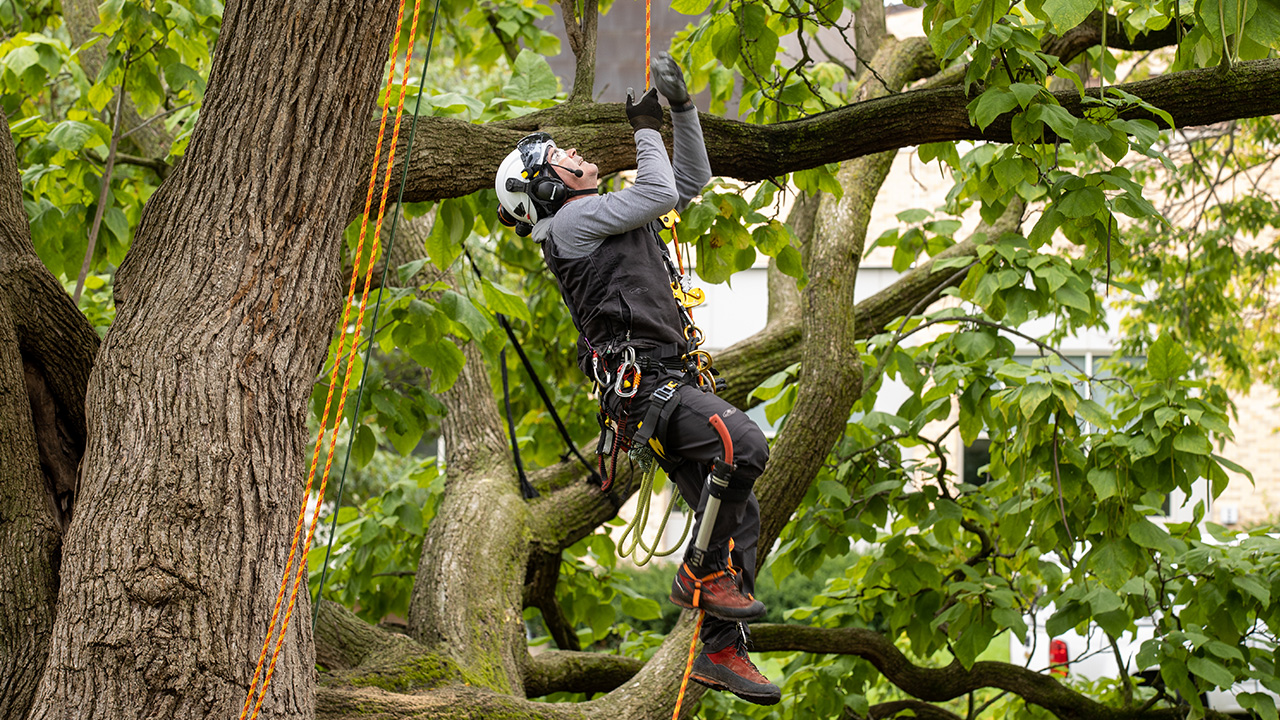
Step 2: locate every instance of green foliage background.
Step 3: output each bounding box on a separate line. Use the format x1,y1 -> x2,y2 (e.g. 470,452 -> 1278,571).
8,0 -> 1280,717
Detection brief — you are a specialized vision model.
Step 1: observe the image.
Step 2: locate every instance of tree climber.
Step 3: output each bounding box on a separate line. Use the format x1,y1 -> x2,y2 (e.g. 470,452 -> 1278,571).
494,53 -> 780,706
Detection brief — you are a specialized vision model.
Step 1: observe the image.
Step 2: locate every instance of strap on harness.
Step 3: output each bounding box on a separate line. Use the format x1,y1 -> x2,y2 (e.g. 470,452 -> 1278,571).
630,379 -> 682,461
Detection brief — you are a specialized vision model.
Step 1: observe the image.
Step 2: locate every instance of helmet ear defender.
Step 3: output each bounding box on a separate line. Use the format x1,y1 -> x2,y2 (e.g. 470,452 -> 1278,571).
506,176 -> 567,206
496,203 -> 533,237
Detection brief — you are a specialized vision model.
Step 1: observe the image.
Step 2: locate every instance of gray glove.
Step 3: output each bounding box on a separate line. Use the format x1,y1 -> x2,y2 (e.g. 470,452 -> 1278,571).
650,51 -> 691,109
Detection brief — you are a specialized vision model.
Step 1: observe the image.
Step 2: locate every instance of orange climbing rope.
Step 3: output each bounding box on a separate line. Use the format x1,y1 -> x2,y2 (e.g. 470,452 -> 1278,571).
645,0 -> 652,89
672,611 -> 705,719
238,0 -> 423,717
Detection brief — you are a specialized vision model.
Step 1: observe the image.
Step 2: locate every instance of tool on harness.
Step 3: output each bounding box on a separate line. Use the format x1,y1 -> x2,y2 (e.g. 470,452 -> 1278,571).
688,413 -> 736,569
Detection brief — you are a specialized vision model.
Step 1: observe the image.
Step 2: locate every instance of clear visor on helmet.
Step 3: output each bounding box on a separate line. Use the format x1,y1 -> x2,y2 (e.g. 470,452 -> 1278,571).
517,132 -> 555,172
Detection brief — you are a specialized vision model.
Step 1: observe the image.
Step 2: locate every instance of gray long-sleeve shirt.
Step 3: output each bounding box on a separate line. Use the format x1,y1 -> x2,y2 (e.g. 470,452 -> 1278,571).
533,108 -> 712,258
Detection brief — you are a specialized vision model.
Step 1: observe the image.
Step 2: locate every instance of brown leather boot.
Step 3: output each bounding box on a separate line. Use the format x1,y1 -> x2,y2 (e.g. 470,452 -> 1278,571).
690,641 -> 781,705
669,563 -> 766,621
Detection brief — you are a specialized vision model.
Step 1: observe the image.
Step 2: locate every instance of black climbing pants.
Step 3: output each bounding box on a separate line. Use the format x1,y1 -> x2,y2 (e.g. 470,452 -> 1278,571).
604,372 -> 769,653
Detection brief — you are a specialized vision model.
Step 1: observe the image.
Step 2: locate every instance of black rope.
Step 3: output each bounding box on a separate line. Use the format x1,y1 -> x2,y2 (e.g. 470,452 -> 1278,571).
501,349 -> 539,499
464,247 -> 602,486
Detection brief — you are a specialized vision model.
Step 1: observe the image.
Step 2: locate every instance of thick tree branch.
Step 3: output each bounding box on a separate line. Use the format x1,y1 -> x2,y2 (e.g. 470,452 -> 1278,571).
523,437 -> 653,556
0,106 -> 99,720
750,625 -> 1233,720
315,601 -> 472,693
753,34 -> 924,570
317,685 -> 585,720
523,650 -> 645,698
383,58 -> 1280,205
858,700 -> 964,720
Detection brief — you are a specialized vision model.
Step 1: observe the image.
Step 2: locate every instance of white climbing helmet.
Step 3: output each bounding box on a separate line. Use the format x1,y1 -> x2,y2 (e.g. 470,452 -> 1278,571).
495,147 -> 540,227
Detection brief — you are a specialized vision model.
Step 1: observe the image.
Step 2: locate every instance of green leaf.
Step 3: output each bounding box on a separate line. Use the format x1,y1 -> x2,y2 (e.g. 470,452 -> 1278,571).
1088,468 -> 1119,500
672,0 -> 712,14
1147,332 -> 1192,380
438,290 -> 490,340
774,244 -> 804,280
1055,284 -> 1092,312
1128,517 -> 1172,552
954,331 -> 996,360
1018,383 -> 1052,417
1039,0 -> 1095,33
481,279 -> 531,324
1077,398 -> 1110,428
47,121 -> 97,152
395,502 -> 425,535
1233,575 -> 1270,605
1057,186 -> 1105,219
1244,693 -> 1279,720
352,423 -> 377,469
1033,103 -> 1079,140
502,49 -> 558,102
818,479 -> 852,505
1187,656 -> 1236,689
897,208 -> 931,224
1173,430 -> 1211,455
969,88 -> 1018,130
1046,601 -> 1090,637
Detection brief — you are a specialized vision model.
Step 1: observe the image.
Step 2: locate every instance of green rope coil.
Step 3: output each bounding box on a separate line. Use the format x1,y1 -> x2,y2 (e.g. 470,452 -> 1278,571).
616,464 -> 693,566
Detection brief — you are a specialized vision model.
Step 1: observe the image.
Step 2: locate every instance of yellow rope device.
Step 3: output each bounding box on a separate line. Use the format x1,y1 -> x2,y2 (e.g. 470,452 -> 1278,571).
239,1 -> 423,716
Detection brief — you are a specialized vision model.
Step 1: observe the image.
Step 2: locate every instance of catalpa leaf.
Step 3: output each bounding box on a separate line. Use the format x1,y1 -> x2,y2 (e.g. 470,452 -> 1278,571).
502,50 -> 558,103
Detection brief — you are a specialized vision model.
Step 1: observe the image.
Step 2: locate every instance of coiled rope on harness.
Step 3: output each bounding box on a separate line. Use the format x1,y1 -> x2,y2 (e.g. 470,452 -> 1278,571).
616,463 -> 691,565
239,1 -> 439,716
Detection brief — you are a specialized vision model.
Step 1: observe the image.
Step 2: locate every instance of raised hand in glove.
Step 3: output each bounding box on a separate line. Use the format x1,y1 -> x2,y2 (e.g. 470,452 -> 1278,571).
650,51 -> 691,109
626,87 -> 663,132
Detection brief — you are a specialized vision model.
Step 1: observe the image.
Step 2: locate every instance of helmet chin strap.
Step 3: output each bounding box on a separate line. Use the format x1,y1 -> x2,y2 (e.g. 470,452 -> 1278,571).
566,188 -> 598,199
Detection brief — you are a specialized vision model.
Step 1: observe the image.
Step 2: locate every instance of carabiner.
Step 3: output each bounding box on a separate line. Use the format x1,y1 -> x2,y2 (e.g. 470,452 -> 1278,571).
613,346 -> 640,398
593,353 -> 613,388
684,324 -> 706,348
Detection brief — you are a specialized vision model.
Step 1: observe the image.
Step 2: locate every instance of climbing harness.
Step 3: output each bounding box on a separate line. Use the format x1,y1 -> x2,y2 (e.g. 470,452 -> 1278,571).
239,1 -> 439,717
593,211 -> 726,565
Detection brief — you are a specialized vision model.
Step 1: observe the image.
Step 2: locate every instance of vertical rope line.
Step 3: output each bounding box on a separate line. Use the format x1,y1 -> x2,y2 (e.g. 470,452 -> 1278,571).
672,612 -> 705,719
311,0 -> 446,628
243,2 -> 423,717
645,0 -> 652,89
237,0 -> 409,715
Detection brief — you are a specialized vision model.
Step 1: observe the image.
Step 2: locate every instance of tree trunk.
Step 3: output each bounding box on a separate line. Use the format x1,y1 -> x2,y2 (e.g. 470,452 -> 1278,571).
0,309 -> 60,720
407,340 -> 531,695
23,2 -> 398,717
0,108 -> 100,719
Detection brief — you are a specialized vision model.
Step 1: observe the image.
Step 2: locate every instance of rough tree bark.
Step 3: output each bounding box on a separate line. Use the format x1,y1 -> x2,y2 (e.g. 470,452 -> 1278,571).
22,1 -> 400,718
0,109 -> 100,719
407,339 -> 531,695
